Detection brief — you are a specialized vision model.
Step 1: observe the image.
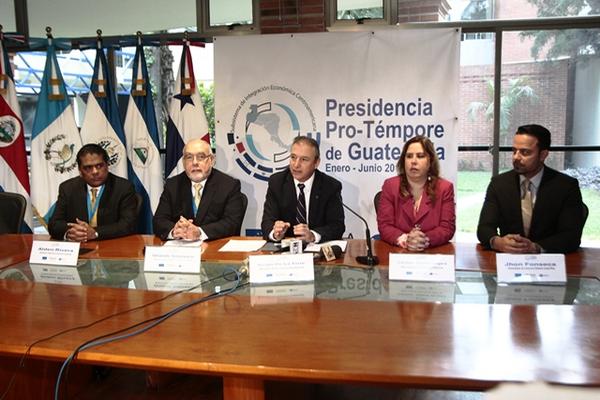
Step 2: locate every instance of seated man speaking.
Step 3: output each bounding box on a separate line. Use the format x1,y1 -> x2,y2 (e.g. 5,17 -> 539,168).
153,138 -> 245,241
261,136 -> 345,243
49,144 -> 137,242
477,124 -> 585,253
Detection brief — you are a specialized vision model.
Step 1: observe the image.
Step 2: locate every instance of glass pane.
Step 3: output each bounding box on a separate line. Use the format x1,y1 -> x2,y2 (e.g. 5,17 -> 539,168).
0,0 -> 16,32
209,0 -> 253,26
447,0 -> 600,22
337,0 -> 384,20
457,161 -> 492,243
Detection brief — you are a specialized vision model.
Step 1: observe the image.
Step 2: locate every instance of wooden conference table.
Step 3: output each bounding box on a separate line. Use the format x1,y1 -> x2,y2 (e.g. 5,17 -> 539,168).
0,234 -> 600,400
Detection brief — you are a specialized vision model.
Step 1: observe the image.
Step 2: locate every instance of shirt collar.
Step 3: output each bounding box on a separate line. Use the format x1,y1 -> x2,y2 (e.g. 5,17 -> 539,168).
519,166 -> 544,189
294,172 -> 315,192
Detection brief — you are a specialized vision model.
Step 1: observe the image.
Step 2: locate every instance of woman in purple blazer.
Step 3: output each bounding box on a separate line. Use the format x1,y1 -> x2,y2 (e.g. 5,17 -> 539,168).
377,137 -> 456,251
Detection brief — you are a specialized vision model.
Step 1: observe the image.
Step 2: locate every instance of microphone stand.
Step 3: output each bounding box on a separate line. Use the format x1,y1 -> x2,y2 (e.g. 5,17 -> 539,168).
343,203 -> 379,267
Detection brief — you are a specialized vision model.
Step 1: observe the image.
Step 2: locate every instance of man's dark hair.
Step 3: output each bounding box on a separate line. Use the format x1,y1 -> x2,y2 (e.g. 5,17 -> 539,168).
292,136 -> 320,160
516,124 -> 551,151
76,143 -> 109,166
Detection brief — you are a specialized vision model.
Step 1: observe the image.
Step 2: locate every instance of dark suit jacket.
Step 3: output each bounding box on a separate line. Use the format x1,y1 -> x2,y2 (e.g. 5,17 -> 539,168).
153,169 -> 245,241
48,173 -> 137,240
477,167 -> 584,253
261,169 -> 345,242
377,176 -> 456,247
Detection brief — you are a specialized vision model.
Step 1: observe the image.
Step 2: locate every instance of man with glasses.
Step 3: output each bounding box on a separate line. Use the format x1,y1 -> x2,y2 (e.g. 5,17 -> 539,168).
49,143 -> 137,241
477,124 -> 585,254
261,136 -> 345,243
153,138 -> 245,241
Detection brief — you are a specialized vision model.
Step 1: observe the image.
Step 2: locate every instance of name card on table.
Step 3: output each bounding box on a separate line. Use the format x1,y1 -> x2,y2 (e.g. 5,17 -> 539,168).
144,246 -> 201,274
30,264 -> 82,285
389,253 -> 455,282
30,240 -> 80,266
248,254 -> 314,284
496,254 -> 566,284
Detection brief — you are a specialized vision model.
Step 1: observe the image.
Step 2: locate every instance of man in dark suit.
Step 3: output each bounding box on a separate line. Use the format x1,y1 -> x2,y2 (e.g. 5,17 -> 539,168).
261,136 -> 345,243
49,144 -> 137,242
153,138 -> 245,241
477,124 -> 584,253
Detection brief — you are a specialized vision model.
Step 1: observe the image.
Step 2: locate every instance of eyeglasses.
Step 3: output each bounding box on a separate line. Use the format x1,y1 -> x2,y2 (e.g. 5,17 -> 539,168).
183,153 -> 213,163
80,162 -> 107,173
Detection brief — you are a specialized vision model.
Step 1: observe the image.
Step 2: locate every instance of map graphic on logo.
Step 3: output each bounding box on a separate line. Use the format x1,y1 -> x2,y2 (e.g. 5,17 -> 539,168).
227,85 -> 319,181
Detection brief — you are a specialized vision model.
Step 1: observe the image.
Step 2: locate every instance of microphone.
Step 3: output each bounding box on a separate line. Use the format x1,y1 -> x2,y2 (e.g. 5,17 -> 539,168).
316,244 -> 343,262
342,203 -> 379,267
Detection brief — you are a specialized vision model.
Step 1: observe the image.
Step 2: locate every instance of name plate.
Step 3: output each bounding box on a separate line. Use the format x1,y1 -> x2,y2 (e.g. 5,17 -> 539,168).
144,246 -> 201,274
30,240 -> 80,266
496,254 -> 566,284
30,264 -> 82,285
389,253 -> 455,282
249,254 -> 314,284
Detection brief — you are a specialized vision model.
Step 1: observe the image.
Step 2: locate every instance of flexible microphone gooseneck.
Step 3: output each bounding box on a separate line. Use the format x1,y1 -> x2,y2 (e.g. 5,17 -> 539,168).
343,203 -> 379,267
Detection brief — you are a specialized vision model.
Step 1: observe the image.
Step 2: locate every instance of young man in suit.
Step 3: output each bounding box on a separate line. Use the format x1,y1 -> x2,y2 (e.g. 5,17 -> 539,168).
153,138 -> 245,241
477,124 -> 585,253
49,144 -> 137,242
261,136 -> 345,243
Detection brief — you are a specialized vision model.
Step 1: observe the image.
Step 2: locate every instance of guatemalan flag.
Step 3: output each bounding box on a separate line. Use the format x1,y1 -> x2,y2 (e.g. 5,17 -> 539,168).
0,32 -> 32,231
165,41 -> 210,178
80,41 -> 128,178
30,38 -> 82,225
124,40 -> 163,234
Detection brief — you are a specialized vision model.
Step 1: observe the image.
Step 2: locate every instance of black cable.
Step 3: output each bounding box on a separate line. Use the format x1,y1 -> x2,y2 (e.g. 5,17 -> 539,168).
0,269 -> 233,400
54,267 -> 245,400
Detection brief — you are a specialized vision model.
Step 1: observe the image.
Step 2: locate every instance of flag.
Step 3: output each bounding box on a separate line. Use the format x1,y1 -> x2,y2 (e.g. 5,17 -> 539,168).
124,41 -> 163,234
0,32 -> 32,232
165,41 -> 210,178
80,42 -> 128,178
30,40 -> 82,225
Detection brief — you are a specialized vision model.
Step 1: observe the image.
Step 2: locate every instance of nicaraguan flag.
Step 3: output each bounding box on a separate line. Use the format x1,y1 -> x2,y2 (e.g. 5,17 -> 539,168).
165,41 -> 210,178
124,41 -> 163,234
80,41 -> 128,178
0,32 -> 32,232
30,39 -> 82,225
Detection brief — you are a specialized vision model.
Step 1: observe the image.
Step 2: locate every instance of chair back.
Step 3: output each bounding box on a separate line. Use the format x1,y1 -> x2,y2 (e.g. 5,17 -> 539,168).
582,202 -> 589,228
239,193 -> 249,235
0,192 -> 27,234
374,191 -> 382,214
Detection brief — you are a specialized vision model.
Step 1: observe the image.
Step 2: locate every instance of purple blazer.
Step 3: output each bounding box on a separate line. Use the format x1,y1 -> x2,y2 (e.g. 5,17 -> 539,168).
377,176 -> 456,247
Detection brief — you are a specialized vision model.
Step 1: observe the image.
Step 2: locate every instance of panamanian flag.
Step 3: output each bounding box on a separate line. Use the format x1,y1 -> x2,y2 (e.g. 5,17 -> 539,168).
0,32 -> 32,232
124,41 -> 163,234
80,42 -> 128,178
30,39 -> 82,225
165,41 -> 210,178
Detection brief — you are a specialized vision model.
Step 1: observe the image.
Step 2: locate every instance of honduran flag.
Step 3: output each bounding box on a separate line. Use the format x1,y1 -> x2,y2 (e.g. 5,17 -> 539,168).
124,40 -> 163,234
30,39 -> 82,225
0,32 -> 32,231
80,41 -> 128,178
165,41 -> 210,178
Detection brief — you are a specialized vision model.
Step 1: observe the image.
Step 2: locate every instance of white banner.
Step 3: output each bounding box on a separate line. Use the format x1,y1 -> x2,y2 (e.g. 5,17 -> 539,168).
214,29 -> 459,237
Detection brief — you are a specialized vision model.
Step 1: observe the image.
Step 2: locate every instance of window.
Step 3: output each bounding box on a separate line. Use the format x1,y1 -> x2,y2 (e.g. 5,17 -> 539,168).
200,0 -> 259,33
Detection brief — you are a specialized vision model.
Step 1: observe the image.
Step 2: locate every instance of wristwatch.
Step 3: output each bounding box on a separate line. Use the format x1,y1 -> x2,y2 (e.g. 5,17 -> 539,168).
94,231 -> 99,239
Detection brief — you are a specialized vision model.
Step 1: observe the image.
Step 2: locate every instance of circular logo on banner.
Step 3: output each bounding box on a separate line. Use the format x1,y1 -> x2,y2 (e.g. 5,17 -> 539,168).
226,85 -> 319,182
97,137 -> 124,169
44,134 -> 78,174
0,115 -> 21,147
131,137 -> 154,168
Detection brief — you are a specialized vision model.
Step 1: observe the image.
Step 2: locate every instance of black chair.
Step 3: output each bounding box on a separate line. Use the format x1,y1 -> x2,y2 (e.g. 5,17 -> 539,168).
0,192 -> 27,234
239,193 -> 249,235
582,202 -> 589,227
374,191 -> 382,214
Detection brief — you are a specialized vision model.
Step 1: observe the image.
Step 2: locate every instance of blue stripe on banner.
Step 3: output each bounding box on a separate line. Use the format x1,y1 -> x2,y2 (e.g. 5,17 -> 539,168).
235,158 -> 252,176
127,167 -> 153,234
257,164 -> 273,173
253,173 -> 270,182
243,153 -> 256,167
165,117 -> 185,178
227,133 -> 235,145
44,203 -> 56,223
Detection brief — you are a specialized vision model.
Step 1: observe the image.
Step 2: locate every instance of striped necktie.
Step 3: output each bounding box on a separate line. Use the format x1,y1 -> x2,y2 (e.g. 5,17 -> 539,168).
521,179 -> 533,237
296,183 -> 307,225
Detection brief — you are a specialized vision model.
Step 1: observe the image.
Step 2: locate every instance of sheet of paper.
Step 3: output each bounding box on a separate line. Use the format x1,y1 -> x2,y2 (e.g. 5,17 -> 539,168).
163,239 -> 203,247
305,240 -> 347,252
219,239 -> 266,252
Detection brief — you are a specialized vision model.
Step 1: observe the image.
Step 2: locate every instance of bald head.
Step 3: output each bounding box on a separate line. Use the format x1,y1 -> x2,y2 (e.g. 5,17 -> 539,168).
183,138 -> 214,183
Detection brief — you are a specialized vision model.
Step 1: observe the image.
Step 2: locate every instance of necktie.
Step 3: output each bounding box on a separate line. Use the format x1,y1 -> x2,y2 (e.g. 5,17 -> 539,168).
296,183 -> 307,225
521,179 -> 533,237
193,183 -> 202,210
90,188 -> 98,228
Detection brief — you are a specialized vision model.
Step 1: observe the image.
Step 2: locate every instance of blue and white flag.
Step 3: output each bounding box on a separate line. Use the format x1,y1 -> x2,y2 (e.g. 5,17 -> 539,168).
165,41 -> 210,178
30,40 -> 82,225
0,32 -> 32,231
124,41 -> 163,234
80,41 -> 128,178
